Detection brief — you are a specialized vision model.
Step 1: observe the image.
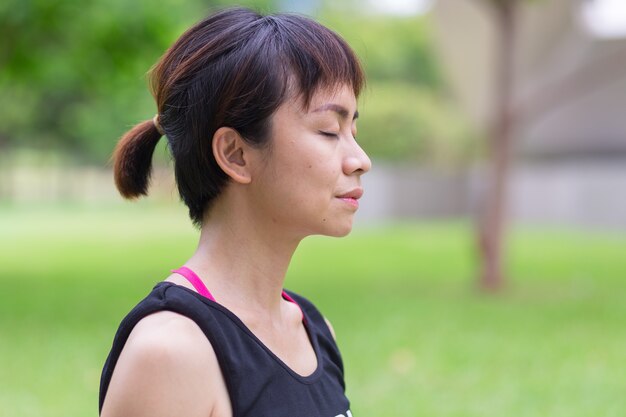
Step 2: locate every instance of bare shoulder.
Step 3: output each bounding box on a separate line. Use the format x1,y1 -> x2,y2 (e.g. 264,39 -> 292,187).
324,317 -> 337,341
122,311 -> 212,366
127,310 -> 209,350
101,311 -> 229,417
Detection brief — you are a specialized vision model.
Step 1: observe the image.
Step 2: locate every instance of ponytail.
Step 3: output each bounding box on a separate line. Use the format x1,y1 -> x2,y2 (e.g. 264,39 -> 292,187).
112,118 -> 163,199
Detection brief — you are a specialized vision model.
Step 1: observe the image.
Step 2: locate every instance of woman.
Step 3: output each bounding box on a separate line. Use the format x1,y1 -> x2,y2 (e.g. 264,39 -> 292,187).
100,7 -> 370,417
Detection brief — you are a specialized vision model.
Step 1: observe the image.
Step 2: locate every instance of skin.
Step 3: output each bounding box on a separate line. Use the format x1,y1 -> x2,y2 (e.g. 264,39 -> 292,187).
101,84 -> 371,417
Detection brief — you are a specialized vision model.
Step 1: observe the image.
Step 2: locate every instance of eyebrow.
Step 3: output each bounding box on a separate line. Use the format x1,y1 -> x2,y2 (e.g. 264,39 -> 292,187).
312,104 -> 359,120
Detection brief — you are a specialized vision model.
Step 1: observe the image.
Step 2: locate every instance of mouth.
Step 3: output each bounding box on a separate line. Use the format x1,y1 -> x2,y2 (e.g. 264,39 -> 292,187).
336,188 -> 363,209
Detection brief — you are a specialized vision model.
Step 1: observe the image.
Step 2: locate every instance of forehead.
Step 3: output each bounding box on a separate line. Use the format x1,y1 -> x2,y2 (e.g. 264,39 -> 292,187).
270,85 -> 357,132
289,84 -> 358,117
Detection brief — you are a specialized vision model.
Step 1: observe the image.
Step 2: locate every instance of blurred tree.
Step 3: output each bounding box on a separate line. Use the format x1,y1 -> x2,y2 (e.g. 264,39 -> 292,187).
474,0 -> 626,291
475,0 -> 521,291
0,0 -> 273,161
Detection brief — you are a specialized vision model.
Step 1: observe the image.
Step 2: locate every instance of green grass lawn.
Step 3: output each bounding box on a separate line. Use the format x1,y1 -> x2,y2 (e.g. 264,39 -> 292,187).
1,203 -> 625,417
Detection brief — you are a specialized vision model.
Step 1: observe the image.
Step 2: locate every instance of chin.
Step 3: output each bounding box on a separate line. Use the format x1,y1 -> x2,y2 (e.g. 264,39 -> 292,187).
332,228 -> 352,238
322,220 -> 354,238
303,213 -> 356,238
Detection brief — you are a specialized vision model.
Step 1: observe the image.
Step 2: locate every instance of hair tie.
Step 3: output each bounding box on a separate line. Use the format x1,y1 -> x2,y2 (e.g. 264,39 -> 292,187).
152,114 -> 165,136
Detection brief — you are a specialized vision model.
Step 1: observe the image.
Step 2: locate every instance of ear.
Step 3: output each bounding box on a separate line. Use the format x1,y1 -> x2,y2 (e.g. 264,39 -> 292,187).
212,127 -> 253,184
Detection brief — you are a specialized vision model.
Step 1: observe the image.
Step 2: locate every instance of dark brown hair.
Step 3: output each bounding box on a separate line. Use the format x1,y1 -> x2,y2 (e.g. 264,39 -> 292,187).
113,7 -> 365,226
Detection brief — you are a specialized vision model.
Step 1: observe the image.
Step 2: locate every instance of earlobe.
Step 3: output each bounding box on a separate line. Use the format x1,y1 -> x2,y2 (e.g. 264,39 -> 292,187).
212,127 -> 252,184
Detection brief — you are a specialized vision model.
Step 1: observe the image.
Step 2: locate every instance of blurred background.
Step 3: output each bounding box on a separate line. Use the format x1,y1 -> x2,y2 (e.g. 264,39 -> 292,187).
1,0 -> 625,416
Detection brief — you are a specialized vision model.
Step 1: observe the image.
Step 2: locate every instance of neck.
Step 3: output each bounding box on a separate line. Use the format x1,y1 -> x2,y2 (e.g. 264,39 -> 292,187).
185,191 -> 301,317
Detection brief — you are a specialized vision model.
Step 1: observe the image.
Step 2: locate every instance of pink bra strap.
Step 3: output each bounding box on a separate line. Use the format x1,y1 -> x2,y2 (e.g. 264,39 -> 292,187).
171,267 -> 216,302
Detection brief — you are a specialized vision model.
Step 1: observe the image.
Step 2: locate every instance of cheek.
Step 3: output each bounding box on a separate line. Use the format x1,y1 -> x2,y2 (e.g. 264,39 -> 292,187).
304,159 -> 340,191
260,139 -> 341,204
267,160 -> 338,213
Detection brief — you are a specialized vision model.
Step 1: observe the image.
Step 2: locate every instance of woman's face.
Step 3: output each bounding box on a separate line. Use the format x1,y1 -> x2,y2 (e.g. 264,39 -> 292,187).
249,84 -> 371,238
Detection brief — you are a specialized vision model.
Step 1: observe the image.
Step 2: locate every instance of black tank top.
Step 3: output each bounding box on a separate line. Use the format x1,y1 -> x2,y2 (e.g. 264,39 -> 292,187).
99,282 -> 353,417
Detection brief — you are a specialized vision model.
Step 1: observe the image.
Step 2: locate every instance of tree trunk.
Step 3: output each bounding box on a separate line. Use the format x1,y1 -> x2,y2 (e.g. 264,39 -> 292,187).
477,0 -> 518,291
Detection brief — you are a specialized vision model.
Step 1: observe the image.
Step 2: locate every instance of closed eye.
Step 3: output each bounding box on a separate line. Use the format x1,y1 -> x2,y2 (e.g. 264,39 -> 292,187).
319,131 -> 339,138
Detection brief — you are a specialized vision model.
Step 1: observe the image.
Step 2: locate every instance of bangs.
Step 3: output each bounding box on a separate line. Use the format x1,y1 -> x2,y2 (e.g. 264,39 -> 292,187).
267,14 -> 365,108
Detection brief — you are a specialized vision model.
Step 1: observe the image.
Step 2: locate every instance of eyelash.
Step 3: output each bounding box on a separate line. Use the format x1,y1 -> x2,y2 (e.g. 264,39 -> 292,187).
319,131 -> 358,140
319,131 -> 339,138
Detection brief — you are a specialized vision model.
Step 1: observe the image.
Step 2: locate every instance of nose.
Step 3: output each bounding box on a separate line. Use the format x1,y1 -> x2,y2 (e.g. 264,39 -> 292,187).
343,138 -> 372,176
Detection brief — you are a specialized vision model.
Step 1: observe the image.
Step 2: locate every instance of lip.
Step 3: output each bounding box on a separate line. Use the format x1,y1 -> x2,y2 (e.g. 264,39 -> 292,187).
336,188 -> 363,209
336,188 -> 363,200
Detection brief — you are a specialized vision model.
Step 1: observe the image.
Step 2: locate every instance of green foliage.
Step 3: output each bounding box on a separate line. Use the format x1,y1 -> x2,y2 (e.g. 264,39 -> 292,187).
0,0 -> 212,157
357,81 -> 477,163
0,0 -> 273,159
321,13 -> 443,88
1,204 -> 626,416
